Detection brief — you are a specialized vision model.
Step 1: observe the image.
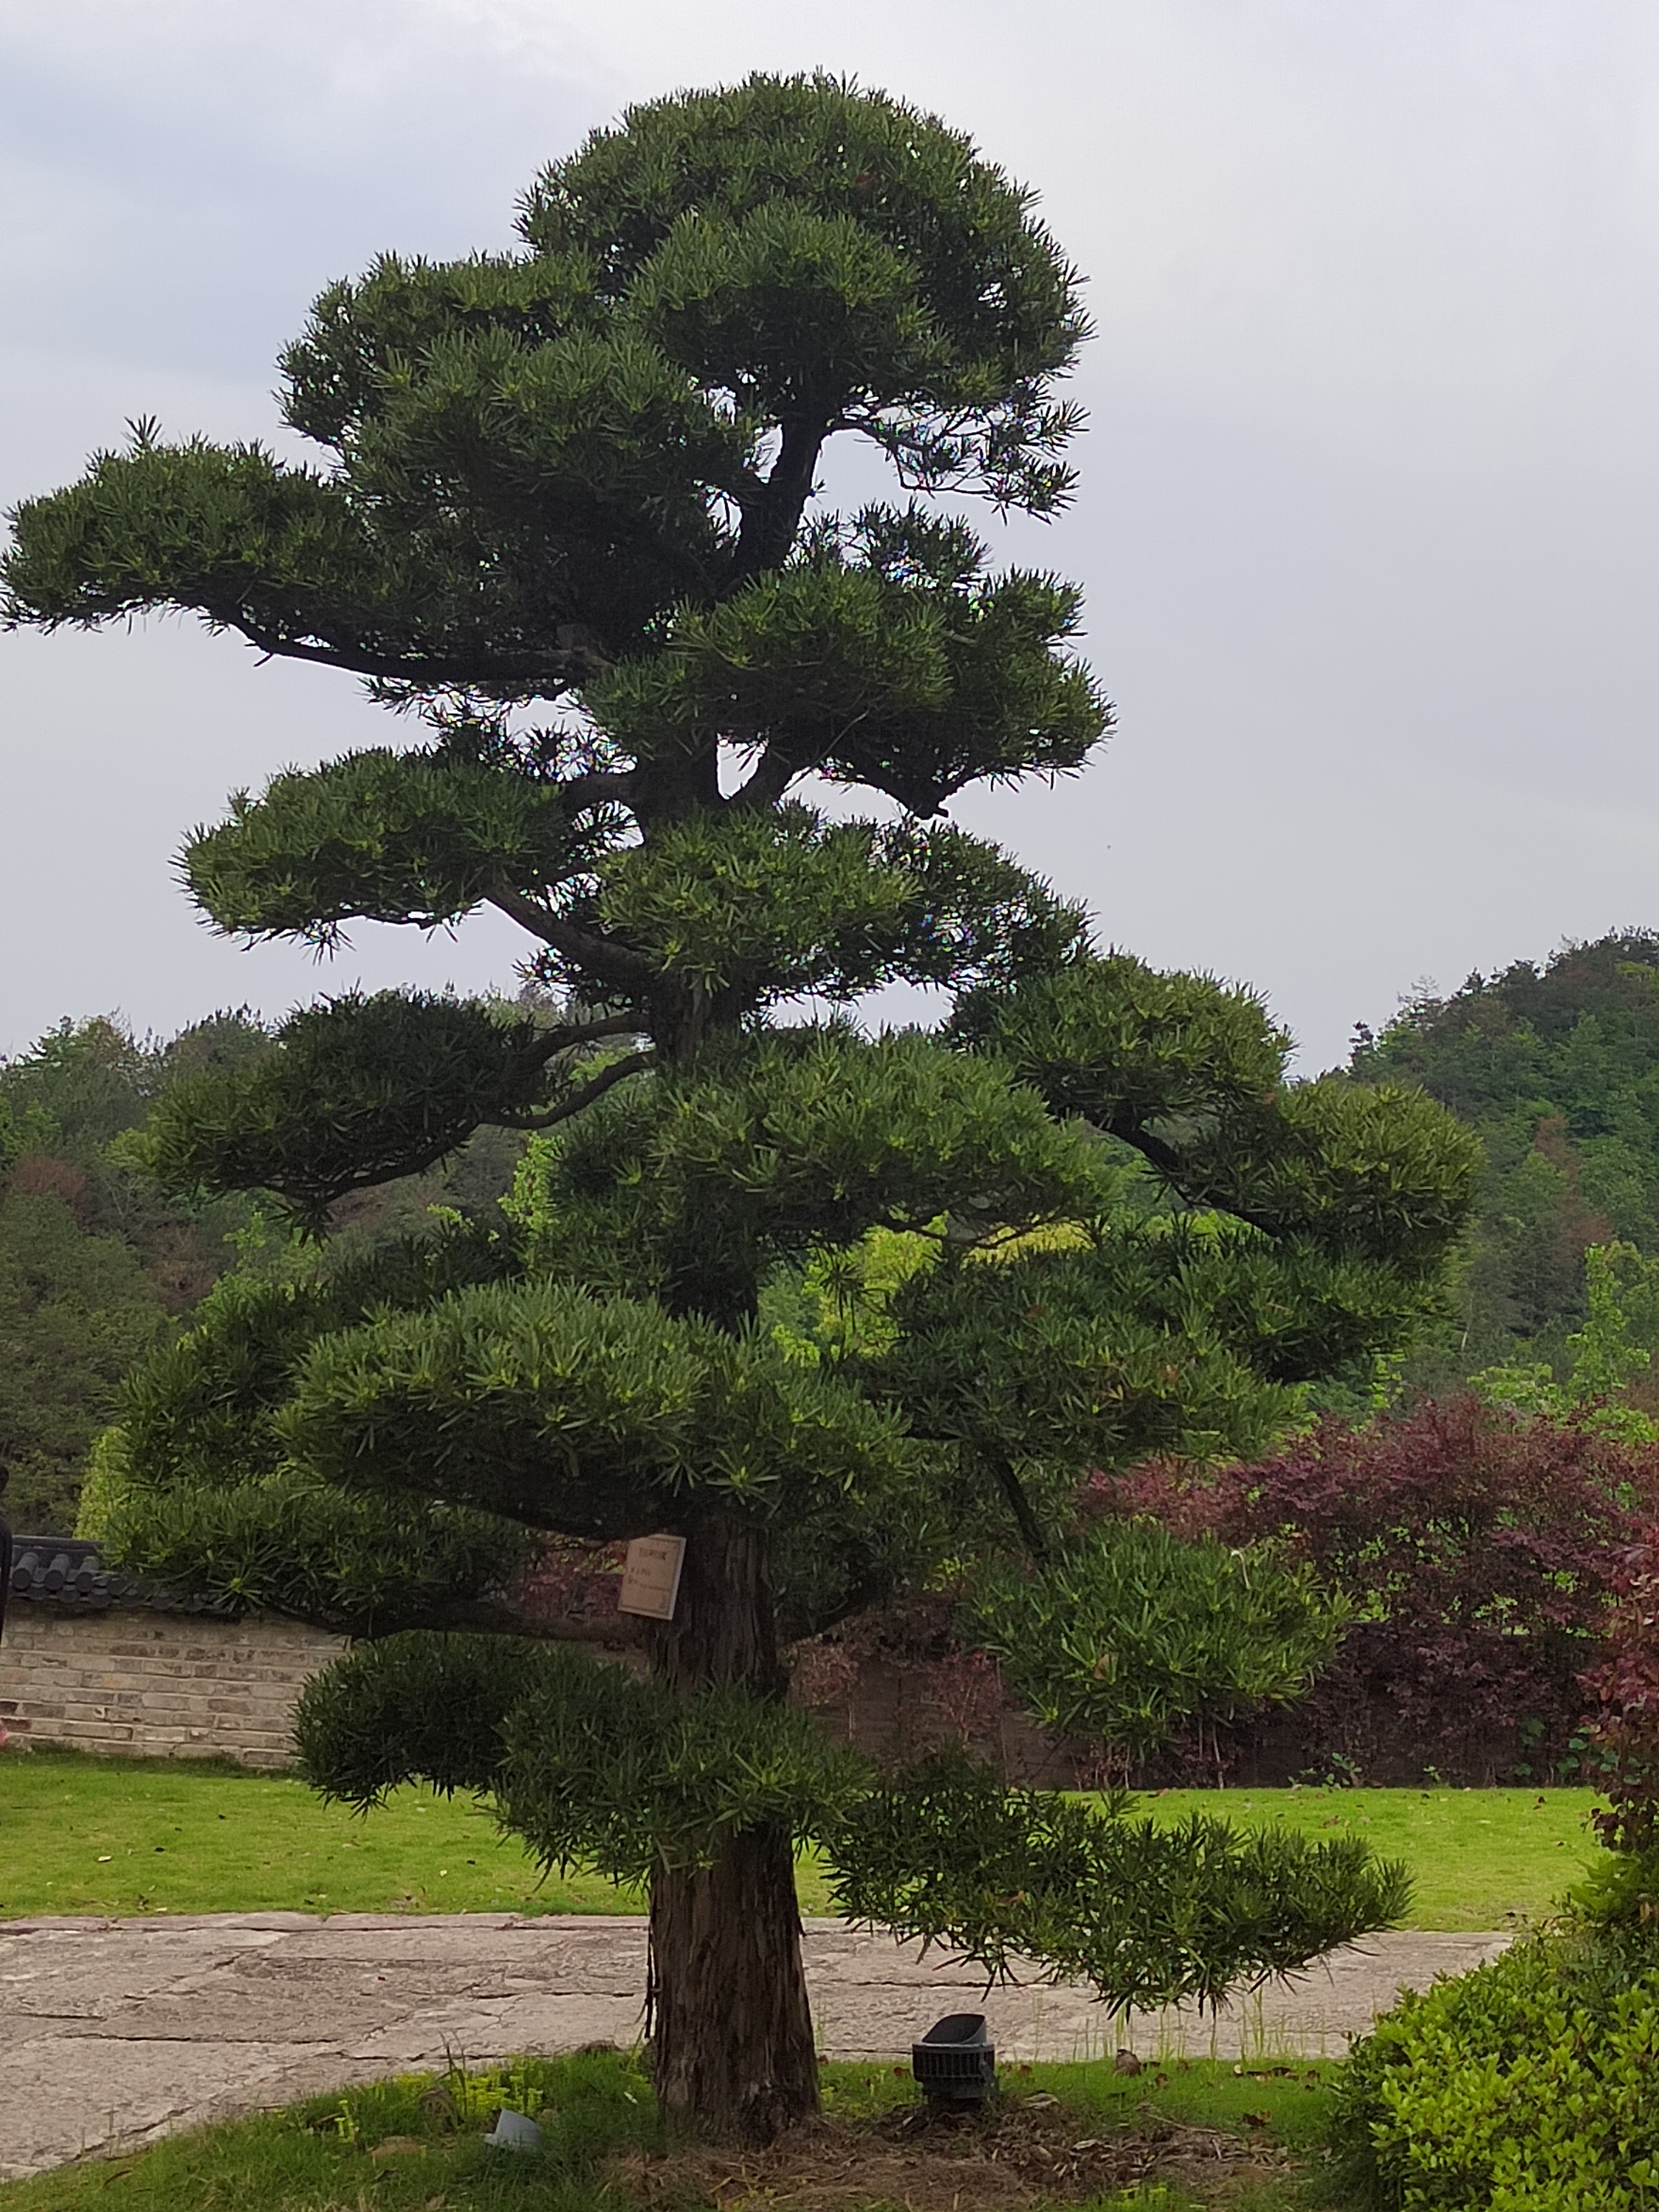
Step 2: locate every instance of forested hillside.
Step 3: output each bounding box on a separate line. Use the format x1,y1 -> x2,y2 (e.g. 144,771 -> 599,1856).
0,1013 -> 525,1532
1352,929 -> 1659,1397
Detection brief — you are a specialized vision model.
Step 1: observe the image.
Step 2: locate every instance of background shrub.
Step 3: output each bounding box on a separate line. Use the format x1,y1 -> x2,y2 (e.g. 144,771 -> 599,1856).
1100,1398 -> 1659,1783
1579,1532 -> 1659,1855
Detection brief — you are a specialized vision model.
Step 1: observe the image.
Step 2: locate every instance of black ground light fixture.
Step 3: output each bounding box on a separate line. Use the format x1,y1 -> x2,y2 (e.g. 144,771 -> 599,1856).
912,2012 -> 997,2104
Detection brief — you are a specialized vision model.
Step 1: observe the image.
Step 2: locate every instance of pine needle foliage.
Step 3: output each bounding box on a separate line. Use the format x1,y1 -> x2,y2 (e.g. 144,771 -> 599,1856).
5,73 -> 1477,2143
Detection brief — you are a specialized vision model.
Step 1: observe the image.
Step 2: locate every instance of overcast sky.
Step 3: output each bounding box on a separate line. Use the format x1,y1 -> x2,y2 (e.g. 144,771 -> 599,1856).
3,0 -> 1658,1069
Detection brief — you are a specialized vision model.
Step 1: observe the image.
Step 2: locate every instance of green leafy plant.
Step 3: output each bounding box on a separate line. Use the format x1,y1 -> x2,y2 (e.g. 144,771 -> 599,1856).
1324,1935 -> 1659,2210
968,1522 -> 1344,1753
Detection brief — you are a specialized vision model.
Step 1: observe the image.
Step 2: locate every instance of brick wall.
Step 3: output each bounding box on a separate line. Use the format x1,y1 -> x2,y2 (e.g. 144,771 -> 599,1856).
796,1652 -> 1083,1785
0,1609 -> 348,1768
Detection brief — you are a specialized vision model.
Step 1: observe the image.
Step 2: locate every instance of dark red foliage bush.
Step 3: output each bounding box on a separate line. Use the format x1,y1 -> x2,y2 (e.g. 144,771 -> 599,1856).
1092,1398 -> 1659,1783
1580,1541 -> 1659,1849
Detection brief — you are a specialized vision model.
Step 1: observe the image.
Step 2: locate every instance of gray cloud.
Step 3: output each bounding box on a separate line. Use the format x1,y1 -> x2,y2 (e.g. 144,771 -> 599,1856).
4,0 -> 1657,1064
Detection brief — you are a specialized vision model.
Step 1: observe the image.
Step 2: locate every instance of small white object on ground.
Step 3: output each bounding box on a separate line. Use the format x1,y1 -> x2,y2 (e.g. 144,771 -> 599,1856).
483,2107 -> 543,2151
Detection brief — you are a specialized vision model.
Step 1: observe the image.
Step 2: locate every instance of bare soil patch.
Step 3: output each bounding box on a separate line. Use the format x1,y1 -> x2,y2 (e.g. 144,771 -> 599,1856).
616,2094 -> 1292,2210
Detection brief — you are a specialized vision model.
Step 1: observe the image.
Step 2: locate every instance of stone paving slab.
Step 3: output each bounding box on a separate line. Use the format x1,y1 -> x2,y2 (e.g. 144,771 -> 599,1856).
0,1913 -> 1510,2180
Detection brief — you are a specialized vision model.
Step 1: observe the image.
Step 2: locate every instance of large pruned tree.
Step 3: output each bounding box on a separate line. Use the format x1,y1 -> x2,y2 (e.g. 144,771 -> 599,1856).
5,75 -> 1480,2143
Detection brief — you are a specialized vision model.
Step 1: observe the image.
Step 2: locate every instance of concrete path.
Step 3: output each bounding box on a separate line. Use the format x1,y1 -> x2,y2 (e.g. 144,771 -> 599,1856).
0,1913 -> 1509,2180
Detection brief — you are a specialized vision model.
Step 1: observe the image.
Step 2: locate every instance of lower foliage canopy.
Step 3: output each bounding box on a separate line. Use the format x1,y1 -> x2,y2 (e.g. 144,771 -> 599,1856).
294,1630 -> 1409,2015
89,948 -> 1474,2009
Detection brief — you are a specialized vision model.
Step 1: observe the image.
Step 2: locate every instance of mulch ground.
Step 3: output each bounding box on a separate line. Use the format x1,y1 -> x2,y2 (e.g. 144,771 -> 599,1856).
617,2094 -> 1294,2210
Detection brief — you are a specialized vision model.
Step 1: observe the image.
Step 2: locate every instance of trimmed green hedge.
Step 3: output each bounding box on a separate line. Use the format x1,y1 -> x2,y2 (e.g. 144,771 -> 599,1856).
1325,1933 -> 1659,2210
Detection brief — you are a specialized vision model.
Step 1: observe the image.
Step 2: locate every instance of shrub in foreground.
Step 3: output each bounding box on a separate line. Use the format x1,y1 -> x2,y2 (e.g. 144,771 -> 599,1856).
1324,1934 -> 1659,2211
1325,1566 -> 1659,2212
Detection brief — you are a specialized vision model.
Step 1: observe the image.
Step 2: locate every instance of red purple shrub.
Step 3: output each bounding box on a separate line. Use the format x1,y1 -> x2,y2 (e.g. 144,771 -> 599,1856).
1094,1399 -> 1659,1783
1581,1539 -> 1659,1851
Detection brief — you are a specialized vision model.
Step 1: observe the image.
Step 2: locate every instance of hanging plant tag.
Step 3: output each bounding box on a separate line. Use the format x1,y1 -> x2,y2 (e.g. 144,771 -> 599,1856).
618,1533 -> 687,1620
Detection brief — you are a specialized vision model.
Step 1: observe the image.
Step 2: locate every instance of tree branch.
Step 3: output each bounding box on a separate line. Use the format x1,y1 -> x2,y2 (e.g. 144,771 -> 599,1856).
484,882 -> 660,986
1106,1112 -> 1284,1240
486,881 -> 568,942
985,1452 -> 1050,1563
729,415 -> 829,585
541,919 -> 660,988
518,1611 -> 643,1644
1106,1116 -> 1186,1185
441,1600 -> 644,1645
729,744 -> 808,813
525,1010 -> 644,1069
555,769 -> 639,813
495,1049 -> 654,1131
236,619 -> 589,695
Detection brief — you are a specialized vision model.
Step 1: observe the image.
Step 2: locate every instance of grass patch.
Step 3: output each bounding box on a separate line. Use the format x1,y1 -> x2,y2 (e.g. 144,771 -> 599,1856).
0,1746 -> 1602,1928
0,1746 -> 643,1919
1141,1783 -> 1601,1933
0,2047 -> 1326,2211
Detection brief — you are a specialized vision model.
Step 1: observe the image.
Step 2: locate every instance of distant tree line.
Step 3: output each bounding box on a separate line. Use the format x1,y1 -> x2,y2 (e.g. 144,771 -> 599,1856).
0,1011 -> 526,1532
1353,929 -> 1659,1403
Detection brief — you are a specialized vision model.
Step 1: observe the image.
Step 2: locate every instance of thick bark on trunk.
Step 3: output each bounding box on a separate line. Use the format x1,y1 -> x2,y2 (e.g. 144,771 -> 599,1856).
649,1823 -> 820,2141
645,1507 -> 821,2143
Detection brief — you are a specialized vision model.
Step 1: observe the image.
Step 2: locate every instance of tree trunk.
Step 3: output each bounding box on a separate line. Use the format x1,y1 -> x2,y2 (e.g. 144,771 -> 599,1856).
649,1823 -> 819,2141
645,1507 -> 821,2143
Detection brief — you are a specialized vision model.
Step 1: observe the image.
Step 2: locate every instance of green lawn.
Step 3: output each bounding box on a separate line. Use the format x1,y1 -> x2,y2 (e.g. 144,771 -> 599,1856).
0,2045 -> 1325,2211
1146,1783 -> 1601,1933
0,1747 -> 643,1919
0,1746 -> 1603,1929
